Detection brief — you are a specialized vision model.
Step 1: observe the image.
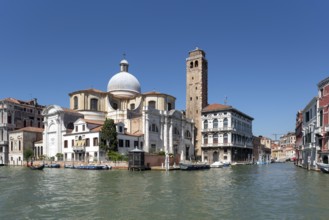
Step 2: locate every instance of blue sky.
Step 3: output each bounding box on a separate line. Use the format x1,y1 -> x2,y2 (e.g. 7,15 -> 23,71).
1,0 -> 328,138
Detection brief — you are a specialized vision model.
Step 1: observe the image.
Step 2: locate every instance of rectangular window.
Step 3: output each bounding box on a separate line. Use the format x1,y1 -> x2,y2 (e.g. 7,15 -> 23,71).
71,140 -> 74,147
125,140 -> 130,148
65,153 -> 67,160
134,141 -> 139,148
140,142 -> 143,148
64,140 -> 68,148
119,139 -> 124,147
93,138 -> 98,146
94,152 -> 97,158
75,126 -> 78,132
82,125 -> 85,131
150,144 -> 156,153
85,138 -> 90,146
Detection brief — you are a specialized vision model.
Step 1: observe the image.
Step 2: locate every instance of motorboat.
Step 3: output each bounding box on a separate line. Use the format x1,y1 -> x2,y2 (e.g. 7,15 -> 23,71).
65,164 -> 111,170
210,161 -> 224,168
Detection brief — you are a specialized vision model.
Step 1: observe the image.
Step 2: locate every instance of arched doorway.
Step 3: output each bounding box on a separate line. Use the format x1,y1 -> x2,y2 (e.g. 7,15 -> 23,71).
213,151 -> 219,162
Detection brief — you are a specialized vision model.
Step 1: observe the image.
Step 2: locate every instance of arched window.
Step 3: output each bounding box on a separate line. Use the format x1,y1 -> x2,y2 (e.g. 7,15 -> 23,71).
73,96 -> 78,109
93,138 -> 99,146
213,119 -> 218,129
190,61 -> 193,68
224,133 -> 228,144
174,127 -> 180,135
90,98 -> 98,111
148,101 -> 156,109
223,118 -> 228,128
203,135 -> 208,144
195,60 -> 198,67
204,120 -> 208,129
112,102 -> 118,110
213,134 -> 218,144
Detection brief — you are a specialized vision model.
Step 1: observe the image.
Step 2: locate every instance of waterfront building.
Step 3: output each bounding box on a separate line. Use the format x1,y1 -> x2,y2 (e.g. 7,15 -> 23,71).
277,132 -> 296,161
8,127 -> 43,165
200,103 -> 253,164
316,77 -> 329,164
295,111 -> 303,166
301,97 -> 319,169
256,136 -> 271,163
42,59 -> 194,161
0,98 -> 44,164
186,48 -> 208,159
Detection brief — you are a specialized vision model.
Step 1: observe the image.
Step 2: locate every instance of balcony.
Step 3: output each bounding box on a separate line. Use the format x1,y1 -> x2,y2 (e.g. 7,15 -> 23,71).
202,126 -> 236,133
72,146 -> 85,152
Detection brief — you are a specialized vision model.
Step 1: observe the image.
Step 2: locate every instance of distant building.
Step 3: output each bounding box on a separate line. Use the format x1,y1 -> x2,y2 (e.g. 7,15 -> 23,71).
278,132 -> 296,161
295,111 -> 303,166
8,127 -> 43,165
200,103 -> 253,164
0,98 -> 44,164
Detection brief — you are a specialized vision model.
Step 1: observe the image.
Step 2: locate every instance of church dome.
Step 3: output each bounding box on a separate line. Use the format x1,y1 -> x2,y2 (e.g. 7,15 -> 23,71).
107,59 -> 141,98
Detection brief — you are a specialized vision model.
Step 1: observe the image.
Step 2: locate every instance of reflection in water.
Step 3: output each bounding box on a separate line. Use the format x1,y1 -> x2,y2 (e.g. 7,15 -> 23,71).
1,164 -> 329,219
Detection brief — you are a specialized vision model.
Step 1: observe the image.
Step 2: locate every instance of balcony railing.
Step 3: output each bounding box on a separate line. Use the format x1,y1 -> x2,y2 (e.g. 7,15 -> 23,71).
72,146 -> 85,152
202,126 -> 236,132
201,142 -> 253,148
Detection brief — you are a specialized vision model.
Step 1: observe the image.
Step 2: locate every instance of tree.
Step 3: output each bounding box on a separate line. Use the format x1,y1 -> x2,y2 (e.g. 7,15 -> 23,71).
23,148 -> 34,165
56,153 -> 63,161
100,118 -> 118,155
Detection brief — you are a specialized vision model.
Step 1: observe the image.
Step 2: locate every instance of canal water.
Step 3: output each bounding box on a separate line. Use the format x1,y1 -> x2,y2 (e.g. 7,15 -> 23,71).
1,163 -> 329,220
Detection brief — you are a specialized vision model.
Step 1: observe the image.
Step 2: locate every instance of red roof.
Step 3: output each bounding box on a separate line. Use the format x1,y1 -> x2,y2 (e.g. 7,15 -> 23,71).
14,127 -> 44,133
203,103 -> 232,112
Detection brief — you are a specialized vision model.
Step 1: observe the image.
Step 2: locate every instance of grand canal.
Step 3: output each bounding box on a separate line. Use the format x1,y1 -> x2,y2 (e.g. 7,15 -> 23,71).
1,163 -> 329,220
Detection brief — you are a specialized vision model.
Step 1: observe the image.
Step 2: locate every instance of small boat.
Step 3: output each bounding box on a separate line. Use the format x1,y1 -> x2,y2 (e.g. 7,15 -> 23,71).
29,164 -> 45,170
316,163 -> 329,173
66,164 -> 111,170
44,163 -> 60,168
179,162 -> 210,170
210,161 -> 224,168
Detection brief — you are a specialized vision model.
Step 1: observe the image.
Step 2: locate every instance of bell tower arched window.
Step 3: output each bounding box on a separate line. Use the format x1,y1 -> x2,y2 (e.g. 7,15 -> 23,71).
195,60 -> 198,67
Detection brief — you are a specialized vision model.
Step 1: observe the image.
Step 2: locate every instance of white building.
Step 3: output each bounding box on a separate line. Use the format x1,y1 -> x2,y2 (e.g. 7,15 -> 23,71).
42,59 -> 194,161
201,103 -> 253,164
302,97 -> 319,169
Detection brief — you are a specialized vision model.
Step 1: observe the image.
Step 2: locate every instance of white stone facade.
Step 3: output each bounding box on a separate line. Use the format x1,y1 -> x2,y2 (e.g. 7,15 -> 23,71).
201,104 -> 253,164
301,97 -> 318,168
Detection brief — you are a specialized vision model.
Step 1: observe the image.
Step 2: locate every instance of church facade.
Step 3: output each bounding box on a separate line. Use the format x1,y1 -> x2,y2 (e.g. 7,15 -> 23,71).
42,59 -> 195,162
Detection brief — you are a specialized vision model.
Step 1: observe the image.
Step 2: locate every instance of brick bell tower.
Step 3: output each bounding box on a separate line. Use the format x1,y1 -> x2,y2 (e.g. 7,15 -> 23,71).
186,48 -> 208,159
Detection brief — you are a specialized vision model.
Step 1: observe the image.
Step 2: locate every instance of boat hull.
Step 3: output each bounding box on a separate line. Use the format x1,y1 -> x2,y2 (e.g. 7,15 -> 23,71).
179,162 -> 210,170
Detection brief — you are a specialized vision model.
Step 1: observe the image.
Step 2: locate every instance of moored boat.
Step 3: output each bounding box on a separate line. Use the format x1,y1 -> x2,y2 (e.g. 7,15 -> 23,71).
316,163 -> 329,173
29,164 -> 45,170
44,163 -> 60,168
65,164 -> 111,170
210,161 -> 224,168
179,162 -> 210,170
